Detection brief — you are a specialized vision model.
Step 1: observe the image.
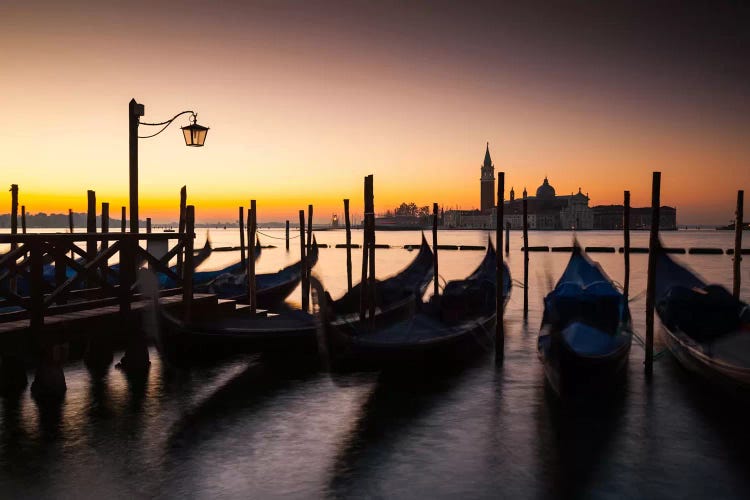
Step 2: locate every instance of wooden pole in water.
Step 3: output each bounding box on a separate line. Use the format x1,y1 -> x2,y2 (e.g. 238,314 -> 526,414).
496,172 -> 505,361
285,220 -> 290,251
733,190 -> 744,299
505,222 -> 510,255
68,208 -> 74,233
183,205 -> 195,322
101,202 -> 110,279
432,202 -> 439,298
344,199 -> 353,292
305,204 -> 314,311
523,194 -> 529,319
120,206 -> 126,233
359,177 -> 371,323
623,190 -> 631,300
146,218 -> 152,233
248,201 -> 257,314
238,206 -> 246,272
366,175 -> 376,324
177,186 -> 187,275
86,190 -> 96,288
10,184 -> 18,293
21,206 -> 27,234
299,210 -> 308,311
645,172 -> 661,376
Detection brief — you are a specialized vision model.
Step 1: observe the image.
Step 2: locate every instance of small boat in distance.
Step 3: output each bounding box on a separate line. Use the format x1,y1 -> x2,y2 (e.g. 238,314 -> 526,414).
538,243 -> 632,397
655,245 -> 750,391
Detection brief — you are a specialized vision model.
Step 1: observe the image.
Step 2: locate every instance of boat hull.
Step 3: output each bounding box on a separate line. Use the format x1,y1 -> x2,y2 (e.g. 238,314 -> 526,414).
538,325 -> 631,397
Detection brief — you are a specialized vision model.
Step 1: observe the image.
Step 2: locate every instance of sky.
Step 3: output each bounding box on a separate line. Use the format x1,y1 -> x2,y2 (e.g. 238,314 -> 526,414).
1,0 -> 749,224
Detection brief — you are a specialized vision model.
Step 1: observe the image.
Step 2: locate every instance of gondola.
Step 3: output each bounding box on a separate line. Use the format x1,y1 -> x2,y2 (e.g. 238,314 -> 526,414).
538,244 -> 632,396
156,307 -> 318,365
655,245 -> 750,390
327,233 -> 435,328
200,238 -> 319,309
315,240 -> 509,371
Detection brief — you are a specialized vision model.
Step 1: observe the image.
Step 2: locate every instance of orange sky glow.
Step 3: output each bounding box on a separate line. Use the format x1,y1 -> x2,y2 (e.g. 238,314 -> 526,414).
2,1 -> 748,225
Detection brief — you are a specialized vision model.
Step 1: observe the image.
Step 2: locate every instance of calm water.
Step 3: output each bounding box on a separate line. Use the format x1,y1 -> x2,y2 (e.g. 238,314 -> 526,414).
2,229 -> 750,499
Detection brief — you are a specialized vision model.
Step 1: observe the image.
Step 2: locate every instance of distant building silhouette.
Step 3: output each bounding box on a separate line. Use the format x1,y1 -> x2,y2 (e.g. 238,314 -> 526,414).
480,142 -> 495,213
501,178 -> 593,230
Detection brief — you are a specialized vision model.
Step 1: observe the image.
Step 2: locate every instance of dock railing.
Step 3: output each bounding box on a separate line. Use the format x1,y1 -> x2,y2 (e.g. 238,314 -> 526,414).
0,229 -> 195,327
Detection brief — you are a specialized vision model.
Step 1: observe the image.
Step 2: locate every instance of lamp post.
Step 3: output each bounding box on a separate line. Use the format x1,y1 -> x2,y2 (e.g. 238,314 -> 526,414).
128,98 -> 208,233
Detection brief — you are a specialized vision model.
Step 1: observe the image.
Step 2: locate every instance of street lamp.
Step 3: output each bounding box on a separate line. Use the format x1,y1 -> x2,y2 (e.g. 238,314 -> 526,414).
129,98 -> 209,233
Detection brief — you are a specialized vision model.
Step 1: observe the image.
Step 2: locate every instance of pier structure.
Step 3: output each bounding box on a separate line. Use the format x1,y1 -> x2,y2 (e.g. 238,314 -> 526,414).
0,210 -> 233,399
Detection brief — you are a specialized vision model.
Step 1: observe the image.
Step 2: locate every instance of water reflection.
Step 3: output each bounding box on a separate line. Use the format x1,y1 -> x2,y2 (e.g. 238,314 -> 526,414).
534,378 -> 628,498
327,364 -> 483,498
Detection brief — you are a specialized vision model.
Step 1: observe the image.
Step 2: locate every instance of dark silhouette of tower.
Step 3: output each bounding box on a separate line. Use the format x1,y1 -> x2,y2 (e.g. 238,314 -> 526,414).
480,142 -> 495,212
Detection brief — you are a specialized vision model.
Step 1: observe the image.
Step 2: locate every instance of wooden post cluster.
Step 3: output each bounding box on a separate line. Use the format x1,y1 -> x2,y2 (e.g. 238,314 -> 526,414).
146,218 -> 152,233
523,194 -> 529,319
69,208 -> 74,233
299,210 -> 308,311
623,190 -> 631,300
432,202 -> 439,298
121,206 -> 126,233
21,206 -> 27,234
496,172 -> 505,361
248,200 -> 257,314
239,206 -> 247,272
344,199 -> 353,292
645,172 -> 661,376
733,190 -> 744,299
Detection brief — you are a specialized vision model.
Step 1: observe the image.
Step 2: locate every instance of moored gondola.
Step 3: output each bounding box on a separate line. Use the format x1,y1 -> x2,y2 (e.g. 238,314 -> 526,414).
200,238 -> 319,310
655,245 -> 750,391
326,233 -> 434,329
538,244 -> 632,397
315,240 -> 509,371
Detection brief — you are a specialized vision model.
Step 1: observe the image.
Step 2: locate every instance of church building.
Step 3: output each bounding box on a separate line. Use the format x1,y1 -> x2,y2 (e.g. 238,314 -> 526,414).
480,143 -> 495,213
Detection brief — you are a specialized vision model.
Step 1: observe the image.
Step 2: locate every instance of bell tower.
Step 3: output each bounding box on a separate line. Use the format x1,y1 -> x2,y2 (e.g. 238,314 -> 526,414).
480,142 -> 495,213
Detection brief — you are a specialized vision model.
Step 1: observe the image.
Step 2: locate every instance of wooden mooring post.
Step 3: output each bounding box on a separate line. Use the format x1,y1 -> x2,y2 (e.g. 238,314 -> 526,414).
21,205 -> 27,234
299,210 -> 308,311
305,204 -> 314,311
239,206 -> 247,272
366,176 -> 376,324
69,208 -> 74,233
9,184 -> 18,293
496,172 -> 505,361
101,202 -> 110,278
432,202 -> 439,298
624,191 -> 631,300
146,218 -> 152,233
733,190 -> 744,298
176,186 -> 187,274
86,190 -> 97,288
360,175 -> 374,323
248,201 -> 257,315
285,220 -> 290,251
183,205 -> 196,321
645,172 -> 661,376
505,222 -> 510,255
344,199 -> 353,292
523,194 -> 529,319
121,206 -> 126,233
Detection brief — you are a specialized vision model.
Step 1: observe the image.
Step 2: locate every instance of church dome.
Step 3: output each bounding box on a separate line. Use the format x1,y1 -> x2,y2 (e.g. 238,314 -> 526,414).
536,177 -> 555,198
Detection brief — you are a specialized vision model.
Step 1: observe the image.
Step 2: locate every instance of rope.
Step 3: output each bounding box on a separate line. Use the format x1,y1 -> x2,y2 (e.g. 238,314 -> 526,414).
631,331 -> 669,360
512,279 -> 526,288
256,230 -> 301,240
